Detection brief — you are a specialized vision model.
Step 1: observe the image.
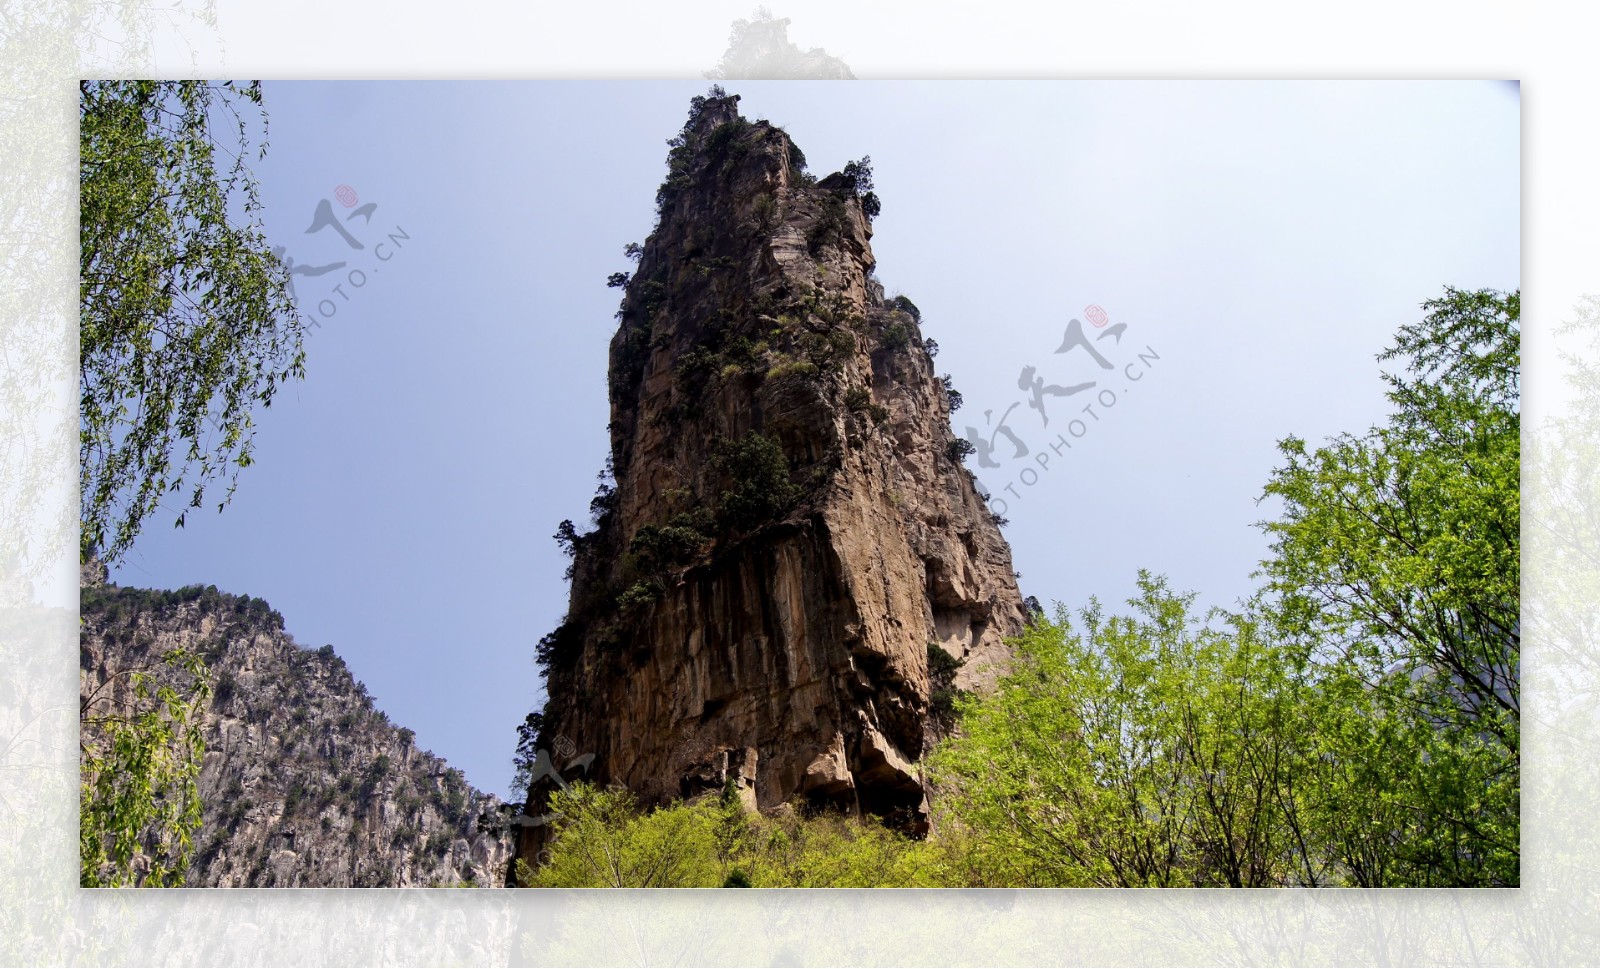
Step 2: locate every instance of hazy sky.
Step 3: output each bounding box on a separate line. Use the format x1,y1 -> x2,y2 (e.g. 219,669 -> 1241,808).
107,81 -> 1519,798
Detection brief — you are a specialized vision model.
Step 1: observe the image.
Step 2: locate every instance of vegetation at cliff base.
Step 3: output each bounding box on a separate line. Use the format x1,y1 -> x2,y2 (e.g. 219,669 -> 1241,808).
519,287 -> 1519,889
928,290 -> 1518,886
929,579 -> 1514,886
519,781 -> 953,888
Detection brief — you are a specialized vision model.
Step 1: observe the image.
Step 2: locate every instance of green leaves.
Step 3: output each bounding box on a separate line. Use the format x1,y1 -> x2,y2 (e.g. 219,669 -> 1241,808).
1253,286 -> 1520,886
925,566 -> 1517,887
1261,291 -> 1518,671
79,647 -> 211,887
1259,289 -> 1519,751
526,781 -> 951,888
710,431 -> 802,533
934,286 -> 1523,888
78,81 -> 295,886
80,81 -> 306,566
927,576 -> 1316,887
525,783 -> 724,888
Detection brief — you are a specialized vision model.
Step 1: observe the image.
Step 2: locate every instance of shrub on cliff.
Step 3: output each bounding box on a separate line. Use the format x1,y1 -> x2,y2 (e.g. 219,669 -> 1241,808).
711,432 -> 802,533
840,156 -> 880,220
807,195 -> 848,254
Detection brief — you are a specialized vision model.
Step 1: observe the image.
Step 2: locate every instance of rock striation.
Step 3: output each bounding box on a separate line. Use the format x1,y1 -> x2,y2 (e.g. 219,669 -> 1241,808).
517,93 -> 1026,873
79,561 -> 512,887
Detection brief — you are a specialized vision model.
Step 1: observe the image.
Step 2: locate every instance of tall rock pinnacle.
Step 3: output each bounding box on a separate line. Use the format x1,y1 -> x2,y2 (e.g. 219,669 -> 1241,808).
517,92 -> 1026,870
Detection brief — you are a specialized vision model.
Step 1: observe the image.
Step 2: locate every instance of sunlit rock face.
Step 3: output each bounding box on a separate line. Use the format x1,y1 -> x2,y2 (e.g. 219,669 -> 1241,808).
80,567 -> 513,888
518,95 -> 1024,873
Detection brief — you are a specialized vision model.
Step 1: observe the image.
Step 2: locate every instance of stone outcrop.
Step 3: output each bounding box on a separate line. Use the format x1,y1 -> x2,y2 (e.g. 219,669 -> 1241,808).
80,567 -> 512,887
517,93 -> 1026,873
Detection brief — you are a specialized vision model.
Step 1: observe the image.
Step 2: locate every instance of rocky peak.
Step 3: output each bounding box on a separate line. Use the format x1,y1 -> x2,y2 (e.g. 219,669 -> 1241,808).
518,94 -> 1026,874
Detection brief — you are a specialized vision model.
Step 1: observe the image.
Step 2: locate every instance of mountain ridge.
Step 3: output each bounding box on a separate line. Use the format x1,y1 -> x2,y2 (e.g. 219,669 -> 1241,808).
79,559 -> 513,887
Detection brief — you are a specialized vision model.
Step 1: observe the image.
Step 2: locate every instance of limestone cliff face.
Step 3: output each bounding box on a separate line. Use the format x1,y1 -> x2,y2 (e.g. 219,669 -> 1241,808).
80,562 -> 512,887
521,94 -> 1025,864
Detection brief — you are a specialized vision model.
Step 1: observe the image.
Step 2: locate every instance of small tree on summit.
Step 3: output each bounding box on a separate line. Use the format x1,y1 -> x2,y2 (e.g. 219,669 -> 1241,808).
840,156 -> 873,195
840,156 -> 881,220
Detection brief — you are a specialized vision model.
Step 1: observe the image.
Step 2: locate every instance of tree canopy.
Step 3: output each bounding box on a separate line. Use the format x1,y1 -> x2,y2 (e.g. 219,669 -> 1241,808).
1254,286 -> 1520,885
1259,288 -> 1520,749
927,576 -> 1320,887
79,80 -> 306,566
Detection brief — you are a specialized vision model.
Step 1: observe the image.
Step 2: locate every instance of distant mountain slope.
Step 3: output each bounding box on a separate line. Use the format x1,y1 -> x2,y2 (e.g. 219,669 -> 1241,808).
79,561 -> 511,887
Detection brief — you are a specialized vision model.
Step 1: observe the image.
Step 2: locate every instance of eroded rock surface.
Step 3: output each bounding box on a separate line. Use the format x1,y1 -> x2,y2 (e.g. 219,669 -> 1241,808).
80,566 -> 512,887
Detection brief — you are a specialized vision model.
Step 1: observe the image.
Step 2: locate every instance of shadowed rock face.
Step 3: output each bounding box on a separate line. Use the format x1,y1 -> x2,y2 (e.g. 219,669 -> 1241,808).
519,94 -> 1024,871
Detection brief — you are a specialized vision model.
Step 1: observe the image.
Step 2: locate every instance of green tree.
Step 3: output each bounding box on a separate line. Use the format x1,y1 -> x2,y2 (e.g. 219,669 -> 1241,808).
927,574 -> 1315,887
79,647 -> 211,887
738,807 -> 951,888
840,156 -> 880,219
1258,287 -> 1519,886
1292,660 -> 1412,886
78,80 -> 297,888
79,80 -> 305,567
710,431 -> 801,532
523,783 -> 724,888
1261,288 -> 1519,742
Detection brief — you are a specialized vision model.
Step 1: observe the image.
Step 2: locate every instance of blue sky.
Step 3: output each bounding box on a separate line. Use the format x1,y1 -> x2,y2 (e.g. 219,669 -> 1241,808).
108,81 -> 1519,799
